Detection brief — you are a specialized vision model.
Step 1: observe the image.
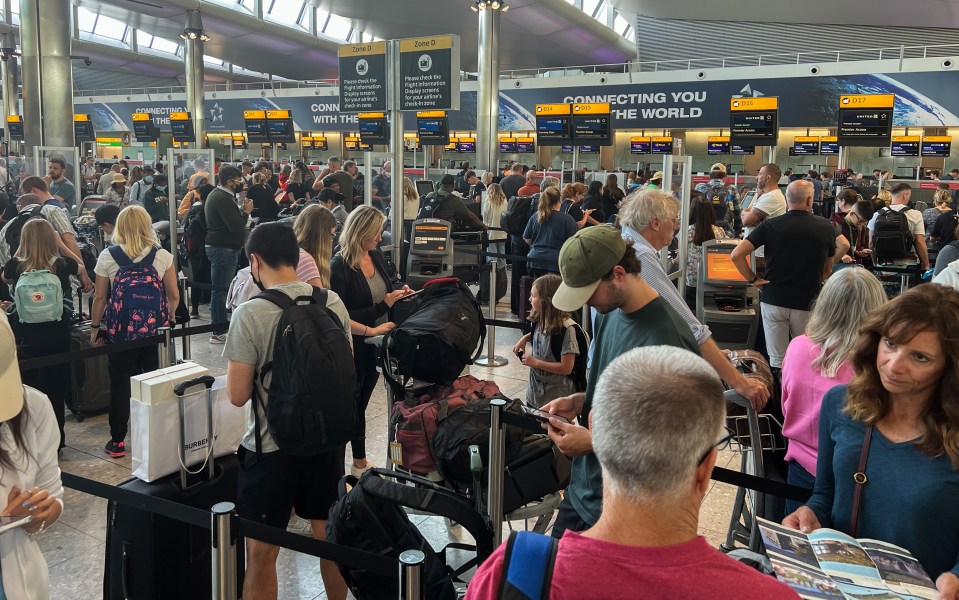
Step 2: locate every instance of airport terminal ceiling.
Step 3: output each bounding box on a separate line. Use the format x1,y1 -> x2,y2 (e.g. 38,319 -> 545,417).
609,0 -> 959,28
36,0 -> 636,85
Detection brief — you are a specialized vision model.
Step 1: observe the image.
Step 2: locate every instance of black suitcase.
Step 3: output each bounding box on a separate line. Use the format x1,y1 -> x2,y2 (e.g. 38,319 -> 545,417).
66,321 -> 111,420
518,275 -> 535,324
476,263 -> 507,304
104,376 -> 245,599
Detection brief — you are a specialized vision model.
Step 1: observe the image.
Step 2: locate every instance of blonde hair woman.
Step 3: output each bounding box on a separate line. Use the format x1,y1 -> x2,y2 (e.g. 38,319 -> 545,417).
482,183 -> 509,266
402,176 -> 420,221
294,204 -> 337,287
90,205 -> 179,458
329,205 -> 412,476
1,218 -> 78,449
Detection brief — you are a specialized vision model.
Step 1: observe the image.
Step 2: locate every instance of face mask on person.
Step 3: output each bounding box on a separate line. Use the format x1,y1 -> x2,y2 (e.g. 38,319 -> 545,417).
156,186 -> 166,193
250,256 -> 266,292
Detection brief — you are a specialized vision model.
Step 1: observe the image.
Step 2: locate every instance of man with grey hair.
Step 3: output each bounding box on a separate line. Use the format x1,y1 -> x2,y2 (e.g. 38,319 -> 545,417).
618,188 -> 770,410
466,346 -> 799,600
730,180 -> 848,369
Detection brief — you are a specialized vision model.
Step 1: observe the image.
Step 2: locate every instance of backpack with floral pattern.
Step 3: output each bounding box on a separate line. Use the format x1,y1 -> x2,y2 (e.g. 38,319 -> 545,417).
103,246 -> 169,342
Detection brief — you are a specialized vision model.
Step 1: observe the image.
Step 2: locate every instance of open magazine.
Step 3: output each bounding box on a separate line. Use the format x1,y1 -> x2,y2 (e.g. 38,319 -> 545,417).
757,518 -> 938,600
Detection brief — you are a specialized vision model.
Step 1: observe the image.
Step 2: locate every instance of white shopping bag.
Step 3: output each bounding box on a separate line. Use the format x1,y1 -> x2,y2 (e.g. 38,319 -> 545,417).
131,376 -> 246,482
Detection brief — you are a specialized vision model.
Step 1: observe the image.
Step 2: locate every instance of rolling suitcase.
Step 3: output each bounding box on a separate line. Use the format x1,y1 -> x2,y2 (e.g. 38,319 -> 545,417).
66,321 -> 111,420
476,263 -> 507,304
104,376 -> 244,599
518,275 -> 535,324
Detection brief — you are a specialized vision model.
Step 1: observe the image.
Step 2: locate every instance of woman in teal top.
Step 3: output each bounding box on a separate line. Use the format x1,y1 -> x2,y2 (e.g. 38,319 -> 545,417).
785,284 -> 959,598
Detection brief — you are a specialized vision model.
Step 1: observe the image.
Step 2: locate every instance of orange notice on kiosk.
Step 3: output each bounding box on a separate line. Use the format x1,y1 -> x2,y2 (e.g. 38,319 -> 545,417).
706,251 -> 750,282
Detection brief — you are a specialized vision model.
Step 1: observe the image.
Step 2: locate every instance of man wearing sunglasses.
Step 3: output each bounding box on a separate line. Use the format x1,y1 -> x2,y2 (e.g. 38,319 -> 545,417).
466,346 -> 798,600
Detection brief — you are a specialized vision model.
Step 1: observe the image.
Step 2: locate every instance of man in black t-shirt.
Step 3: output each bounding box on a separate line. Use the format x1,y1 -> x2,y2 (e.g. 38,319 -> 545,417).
730,180 -> 849,369
500,163 -> 526,200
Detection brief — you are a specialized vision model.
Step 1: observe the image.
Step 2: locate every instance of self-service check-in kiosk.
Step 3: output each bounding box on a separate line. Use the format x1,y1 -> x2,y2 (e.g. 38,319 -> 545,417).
406,218 -> 454,289
696,239 -> 759,350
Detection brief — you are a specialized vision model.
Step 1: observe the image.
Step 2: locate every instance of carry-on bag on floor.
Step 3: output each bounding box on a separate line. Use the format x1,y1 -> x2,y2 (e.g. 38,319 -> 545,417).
518,275 -> 535,324
500,435 -> 571,514
66,320 -> 111,420
476,263 -> 508,304
327,468 -> 494,600
104,376 -> 244,599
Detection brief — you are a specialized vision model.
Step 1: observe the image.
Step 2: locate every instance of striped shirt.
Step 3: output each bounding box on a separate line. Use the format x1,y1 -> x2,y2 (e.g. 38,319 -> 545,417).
621,225 -> 711,345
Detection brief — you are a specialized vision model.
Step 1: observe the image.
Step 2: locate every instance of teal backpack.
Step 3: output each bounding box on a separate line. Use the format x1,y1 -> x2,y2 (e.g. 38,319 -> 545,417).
14,268 -> 64,323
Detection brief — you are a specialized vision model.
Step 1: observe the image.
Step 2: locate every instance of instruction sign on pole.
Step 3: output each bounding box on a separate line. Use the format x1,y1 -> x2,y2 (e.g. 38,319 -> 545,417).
338,41 -> 388,113
399,35 -> 460,111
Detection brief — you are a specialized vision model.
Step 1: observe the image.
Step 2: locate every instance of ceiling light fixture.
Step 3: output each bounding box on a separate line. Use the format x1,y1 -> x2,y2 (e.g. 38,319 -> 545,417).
180,9 -> 211,42
471,0 -> 509,11
471,3 -> 478,11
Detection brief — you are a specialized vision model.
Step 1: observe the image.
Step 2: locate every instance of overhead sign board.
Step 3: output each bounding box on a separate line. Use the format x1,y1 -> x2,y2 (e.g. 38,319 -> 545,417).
399,35 -> 460,112
730,96 -> 779,146
535,104 -> 572,146
820,136 -> 839,155
792,135 -> 820,155
630,136 -> 651,154
921,135 -> 951,157
132,113 -> 159,142
572,102 -> 611,145
416,111 -> 449,145
707,135 -> 730,155
169,112 -> 195,143
651,136 -> 674,155
890,135 -> 921,157
6,115 -> 23,141
74,114 -> 96,143
338,41 -> 388,113
837,94 -> 894,147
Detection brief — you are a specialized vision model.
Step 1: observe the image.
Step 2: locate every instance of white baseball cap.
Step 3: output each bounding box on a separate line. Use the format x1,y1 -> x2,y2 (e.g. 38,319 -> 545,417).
0,311 -> 25,422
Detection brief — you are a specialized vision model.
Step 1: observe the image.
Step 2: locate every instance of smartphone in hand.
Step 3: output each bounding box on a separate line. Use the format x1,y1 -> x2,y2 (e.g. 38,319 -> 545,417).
521,404 -> 571,425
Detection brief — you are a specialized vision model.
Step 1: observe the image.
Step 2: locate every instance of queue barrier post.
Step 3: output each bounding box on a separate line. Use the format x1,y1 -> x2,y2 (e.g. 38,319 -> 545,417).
211,502 -> 238,600
487,398 -> 507,547
475,238 -> 507,368
180,276 -> 192,361
159,326 -> 172,368
398,550 -> 426,600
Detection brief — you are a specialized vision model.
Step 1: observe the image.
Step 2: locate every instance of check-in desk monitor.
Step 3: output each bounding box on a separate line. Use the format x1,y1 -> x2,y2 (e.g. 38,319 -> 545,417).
696,239 -> 760,350
407,219 -> 454,289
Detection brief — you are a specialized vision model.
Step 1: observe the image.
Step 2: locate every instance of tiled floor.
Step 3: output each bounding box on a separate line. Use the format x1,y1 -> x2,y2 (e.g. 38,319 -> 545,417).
47,294 -> 753,599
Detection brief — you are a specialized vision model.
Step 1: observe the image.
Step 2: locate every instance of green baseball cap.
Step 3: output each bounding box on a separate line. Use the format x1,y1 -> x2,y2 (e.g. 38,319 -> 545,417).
553,225 -> 627,312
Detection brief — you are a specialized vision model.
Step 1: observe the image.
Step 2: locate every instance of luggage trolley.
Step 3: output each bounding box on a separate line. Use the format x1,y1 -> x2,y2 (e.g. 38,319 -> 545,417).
720,384 -> 785,553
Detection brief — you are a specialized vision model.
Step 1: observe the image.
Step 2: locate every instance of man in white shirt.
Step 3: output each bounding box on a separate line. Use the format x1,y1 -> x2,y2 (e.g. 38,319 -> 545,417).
741,163 -> 787,263
867,182 -> 929,270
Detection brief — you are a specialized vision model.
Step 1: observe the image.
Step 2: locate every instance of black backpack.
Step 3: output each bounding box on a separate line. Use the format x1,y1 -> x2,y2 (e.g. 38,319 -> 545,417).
4,205 -> 44,253
381,278 -> 485,390
181,202 -> 207,261
704,182 -> 730,222
326,468 -> 493,600
253,287 -> 357,456
416,192 -> 452,221
500,195 -> 536,237
871,206 -> 914,261
539,318 -> 590,393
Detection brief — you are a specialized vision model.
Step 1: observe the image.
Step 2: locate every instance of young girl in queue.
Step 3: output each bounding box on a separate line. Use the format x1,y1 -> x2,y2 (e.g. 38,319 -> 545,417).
512,274 -> 580,408
90,205 -> 179,458
1,219 -> 80,450
784,284 -> 959,598
330,205 -> 413,477
0,311 -> 65,600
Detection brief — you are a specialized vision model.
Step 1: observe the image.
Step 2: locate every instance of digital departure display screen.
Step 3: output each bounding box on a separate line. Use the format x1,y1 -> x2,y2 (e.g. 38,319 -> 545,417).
571,115 -> 611,145
651,140 -> 673,155
517,141 -> 535,153
535,116 -> 572,145
133,121 -> 158,142
233,138 -> 247,149
7,121 -> 23,141
890,141 -> 920,157
707,141 -> 730,155
499,141 -> 517,153
561,145 -> 573,153
729,111 -> 778,146
792,141 -> 820,155
171,119 -> 195,143
266,119 -> 296,144
74,121 -> 96,143
837,109 -> 893,147
922,141 -> 951,157
244,120 -> 269,144
359,117 -> 389,145
457,141 -> 475,152
731,145 -> 755,155
312,138 -> 328,151
630,140 -> 650,154
819,141 -> 839,155
416,117 -> 449,144
579,145 -> 599,154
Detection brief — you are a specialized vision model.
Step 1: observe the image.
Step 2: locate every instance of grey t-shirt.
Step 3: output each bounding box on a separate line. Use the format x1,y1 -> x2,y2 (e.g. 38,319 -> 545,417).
526,322 -> 579,408
223,281 -> 352,453
366,270 -> 389,326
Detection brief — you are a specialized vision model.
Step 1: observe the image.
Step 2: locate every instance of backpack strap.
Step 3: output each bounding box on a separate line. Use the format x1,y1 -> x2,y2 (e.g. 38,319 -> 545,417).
496,531 -> 559,600
108,244 -> 132,267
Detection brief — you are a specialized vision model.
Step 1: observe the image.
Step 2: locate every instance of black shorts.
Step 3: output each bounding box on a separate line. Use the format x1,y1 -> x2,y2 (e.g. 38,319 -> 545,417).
236,444 -> 345,528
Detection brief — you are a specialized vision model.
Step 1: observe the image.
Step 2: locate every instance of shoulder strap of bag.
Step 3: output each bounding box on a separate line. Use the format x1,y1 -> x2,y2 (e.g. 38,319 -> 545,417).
849,424 -> 873,537
108,244 -> 132,267
496,530 -> 559,600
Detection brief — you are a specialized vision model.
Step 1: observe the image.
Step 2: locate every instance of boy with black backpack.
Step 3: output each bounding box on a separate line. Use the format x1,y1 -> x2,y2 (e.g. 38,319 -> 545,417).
224,222 -> 355,600
867,182 -> 930,270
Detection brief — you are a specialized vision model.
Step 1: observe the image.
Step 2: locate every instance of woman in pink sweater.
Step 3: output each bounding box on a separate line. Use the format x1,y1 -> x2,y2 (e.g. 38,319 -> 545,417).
780,266 -> 887,513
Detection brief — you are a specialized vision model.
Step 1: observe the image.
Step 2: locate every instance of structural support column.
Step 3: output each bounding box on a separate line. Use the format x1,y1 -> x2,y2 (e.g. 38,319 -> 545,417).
19,0 -> 74,149
0,31 -> 17,150
390,39 -> 404,268
182,9 -> 206,149
475,6 -> 500,172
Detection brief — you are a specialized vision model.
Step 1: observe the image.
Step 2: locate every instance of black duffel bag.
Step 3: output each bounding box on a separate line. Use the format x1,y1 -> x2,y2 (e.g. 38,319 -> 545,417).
382,278 -> 485,390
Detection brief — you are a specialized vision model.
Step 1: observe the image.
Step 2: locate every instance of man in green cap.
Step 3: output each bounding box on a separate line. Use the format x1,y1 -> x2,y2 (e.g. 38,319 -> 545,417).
545,224 -> 700,538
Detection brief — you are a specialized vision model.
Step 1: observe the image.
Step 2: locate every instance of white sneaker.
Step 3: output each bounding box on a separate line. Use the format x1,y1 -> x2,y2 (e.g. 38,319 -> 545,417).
209,333 -> 227,345
350,462 -> 375,478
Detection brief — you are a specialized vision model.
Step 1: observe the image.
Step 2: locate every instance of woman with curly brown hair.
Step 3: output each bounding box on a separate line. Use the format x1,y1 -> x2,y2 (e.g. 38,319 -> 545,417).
784,284 -> 959,597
